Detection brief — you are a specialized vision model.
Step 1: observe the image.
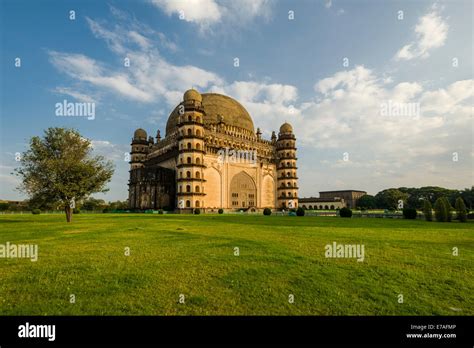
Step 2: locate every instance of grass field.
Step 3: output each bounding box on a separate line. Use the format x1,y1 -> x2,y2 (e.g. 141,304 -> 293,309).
0,214 -> 472,315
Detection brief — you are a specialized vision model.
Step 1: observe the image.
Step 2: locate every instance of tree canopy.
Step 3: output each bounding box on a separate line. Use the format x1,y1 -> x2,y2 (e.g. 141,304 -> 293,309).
15,127 -> 114,222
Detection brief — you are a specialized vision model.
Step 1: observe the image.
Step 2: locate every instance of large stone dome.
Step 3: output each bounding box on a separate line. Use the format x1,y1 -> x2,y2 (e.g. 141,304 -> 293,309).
166,93 -> 255,136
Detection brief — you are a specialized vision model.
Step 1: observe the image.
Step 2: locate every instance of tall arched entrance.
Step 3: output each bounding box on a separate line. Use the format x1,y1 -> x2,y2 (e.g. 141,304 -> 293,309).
229,171 -> 257,209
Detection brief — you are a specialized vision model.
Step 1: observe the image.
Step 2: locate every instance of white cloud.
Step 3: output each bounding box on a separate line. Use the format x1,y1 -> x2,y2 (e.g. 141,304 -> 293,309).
49,51 -> 154,102
150,0 -> 272,31
53,87 -> 97,103
91,140 -> 128,162
395,6 -> 449,61
151,0 -> 222,26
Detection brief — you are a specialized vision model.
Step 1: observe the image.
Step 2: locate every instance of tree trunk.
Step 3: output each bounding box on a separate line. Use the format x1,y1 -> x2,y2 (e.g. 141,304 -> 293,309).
65,205 -> 72,223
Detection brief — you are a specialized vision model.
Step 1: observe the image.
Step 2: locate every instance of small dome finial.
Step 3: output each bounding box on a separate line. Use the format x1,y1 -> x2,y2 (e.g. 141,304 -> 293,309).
280,122 -> 293,133
184,88 -> 202,103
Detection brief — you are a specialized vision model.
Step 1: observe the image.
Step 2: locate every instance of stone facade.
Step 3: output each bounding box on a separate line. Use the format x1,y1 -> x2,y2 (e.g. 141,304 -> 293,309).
128,89 -> 298,212
318,190 -> 367,209
299,197 -> 345,210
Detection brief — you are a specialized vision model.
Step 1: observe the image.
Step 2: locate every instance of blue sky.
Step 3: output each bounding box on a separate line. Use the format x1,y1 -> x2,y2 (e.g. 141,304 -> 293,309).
1,0 -> 472,201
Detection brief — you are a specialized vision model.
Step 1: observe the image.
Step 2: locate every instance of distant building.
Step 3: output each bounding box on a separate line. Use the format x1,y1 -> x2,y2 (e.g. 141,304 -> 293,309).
319,190 -> 367,209
300,190 -> 367,210
299,197 -> 345,210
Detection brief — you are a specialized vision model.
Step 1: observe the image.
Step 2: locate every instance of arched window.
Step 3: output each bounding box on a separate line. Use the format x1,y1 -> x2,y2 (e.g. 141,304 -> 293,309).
196,157 -> 200,164
186,185 -> 191,193
188,115 -> 192,122
196,116 -> 201,123
196,129 -> 201,136
187,128 -> 192,136
186,171 -> 191,178
288,192 -> 292,197
196,171 -> 200,179
187,142 -> 192,149
282,192 -> 286,197
186,200 -> 191,207
330,205 -> 335,210
319,205 -> 323,209
196,143 -> 201,150
195,186 -> 200,193
187,157 -> 191,164
179,172 -> 183,178
325,205 -> 329,210
287,182 -> 291,187
179,185 -> 182,193
195,200 -> 200,207
287,172 -> 291,177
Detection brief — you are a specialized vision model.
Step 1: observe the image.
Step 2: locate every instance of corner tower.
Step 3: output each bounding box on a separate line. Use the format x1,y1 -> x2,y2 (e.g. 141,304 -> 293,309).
276,122 -> 298,209
176,89 -> 206,211
130,128 -> 148,170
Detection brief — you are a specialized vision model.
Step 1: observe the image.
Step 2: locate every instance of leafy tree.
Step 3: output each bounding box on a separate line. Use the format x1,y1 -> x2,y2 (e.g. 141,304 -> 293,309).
455,197 -> 467,222
460,186 -> 474,210
296,207 -> 305,216
434,197 -> 448,222
422,200 -> 433,221
263,208 -> 272,216
0,203 -> 9,211
357,194 -> 376,209
374,189 -> 409,210
15,127 -> 114,222
82,198 -> 107,211
108,200 -> 128,210
398,186 -> 459,209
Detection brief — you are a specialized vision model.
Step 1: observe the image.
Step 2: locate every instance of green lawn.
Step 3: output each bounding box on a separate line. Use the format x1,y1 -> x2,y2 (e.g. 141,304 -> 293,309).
0,214 -> 472,315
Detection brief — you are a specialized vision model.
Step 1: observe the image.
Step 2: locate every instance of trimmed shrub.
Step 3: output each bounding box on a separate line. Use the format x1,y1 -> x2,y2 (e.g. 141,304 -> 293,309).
422,200 -> 433,221
218,208 -> 224,214
73,208 -> 80,214
441,197 -> 453,222
102,208 -> 110,213
263,208 -> 272,216
434,197 -> 448,222
31,209 -> 41,215
339,207 -> 352,218
193,208 -> 201,215
296,207 -> 305,216
467,212 -> 474,220
455,197 -> 467,222
402,208 -> 417,219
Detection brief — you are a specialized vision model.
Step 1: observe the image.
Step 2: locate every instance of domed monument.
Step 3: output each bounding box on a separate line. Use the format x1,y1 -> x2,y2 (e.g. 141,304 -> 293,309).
128,89 -> 298,212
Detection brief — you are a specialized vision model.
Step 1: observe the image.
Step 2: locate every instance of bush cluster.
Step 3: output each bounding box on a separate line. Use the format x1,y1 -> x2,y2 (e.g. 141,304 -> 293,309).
402,208 -> 417,219
339,207 -> 352,218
